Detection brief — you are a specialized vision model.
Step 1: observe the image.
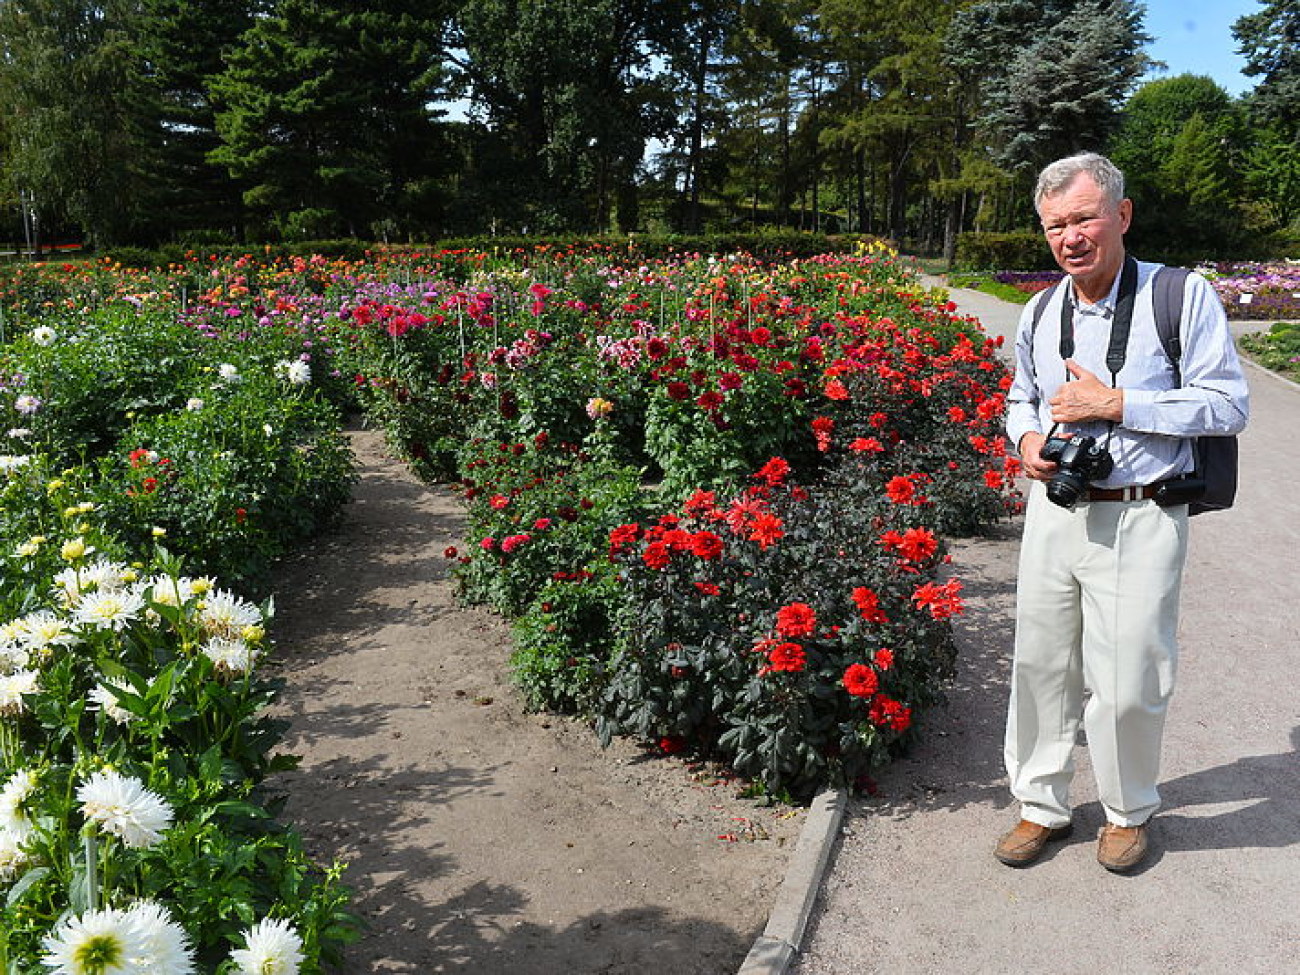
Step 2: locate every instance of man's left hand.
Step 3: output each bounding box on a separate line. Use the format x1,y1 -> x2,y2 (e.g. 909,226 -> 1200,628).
1050,359 -> 1124,423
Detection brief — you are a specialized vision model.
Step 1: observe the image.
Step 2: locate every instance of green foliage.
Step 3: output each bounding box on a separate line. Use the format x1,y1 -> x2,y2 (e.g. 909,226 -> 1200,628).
94,374 -> 356,595
1242,126 -> 1300,232
1,305 -> 209,466
1240,320 -> 1300,382
1,303 -> 356,595
0,487 -> 359,967
453,0 -> 667,234
0,0 -> 151,246
1111,75 -> 1252,260
207,0 -> 451,240
953,231 -> 1053,271
1234,0 -> 1300,132
945,273 -> 1036,305
511,570 -> 628,715
643,356 -> 813,500
944,0 -> 1152,173
452,434 -> 649,617
596,469 -> 959,800
130,0 -> 254,244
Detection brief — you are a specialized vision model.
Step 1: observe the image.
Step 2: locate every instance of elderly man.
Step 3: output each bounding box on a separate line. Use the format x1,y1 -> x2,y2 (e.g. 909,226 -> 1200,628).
996,152 -> 1249,872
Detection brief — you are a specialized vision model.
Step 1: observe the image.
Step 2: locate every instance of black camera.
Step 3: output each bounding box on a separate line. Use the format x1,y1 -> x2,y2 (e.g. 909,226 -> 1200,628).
1039,433 -> 1114,509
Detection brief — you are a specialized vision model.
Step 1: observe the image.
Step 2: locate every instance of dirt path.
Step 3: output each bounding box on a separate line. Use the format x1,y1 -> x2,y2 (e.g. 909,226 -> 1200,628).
264,424 -> 805,974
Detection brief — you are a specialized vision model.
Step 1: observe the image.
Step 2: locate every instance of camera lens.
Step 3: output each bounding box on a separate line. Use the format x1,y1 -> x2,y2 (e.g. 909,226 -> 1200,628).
1046,469 -> 1087,509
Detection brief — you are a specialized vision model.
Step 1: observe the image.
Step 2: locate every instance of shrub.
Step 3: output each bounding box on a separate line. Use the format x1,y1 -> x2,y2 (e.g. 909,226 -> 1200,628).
93,370 -> 356,595
452,432 -> 650,617
1240,320 -> 1300,380
1,307 -> 210,466
511,569 -> 628,714
596,460 -> 959,800
954,231 -> 1054,272
0,469 -> 358,967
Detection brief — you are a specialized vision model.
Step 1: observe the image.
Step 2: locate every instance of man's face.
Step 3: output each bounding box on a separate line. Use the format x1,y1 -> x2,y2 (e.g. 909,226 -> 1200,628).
1038,172 -> 1132,299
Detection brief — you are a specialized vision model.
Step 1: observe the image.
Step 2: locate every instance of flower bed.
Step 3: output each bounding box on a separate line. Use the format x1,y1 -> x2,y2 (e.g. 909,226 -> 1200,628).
0,278 -> 360,969
1202,261 -> 1300,321
314,244 -> 1020,798
991,270 -> 1064,295
0,242 -> 1020,965
960,262 -> 1300,322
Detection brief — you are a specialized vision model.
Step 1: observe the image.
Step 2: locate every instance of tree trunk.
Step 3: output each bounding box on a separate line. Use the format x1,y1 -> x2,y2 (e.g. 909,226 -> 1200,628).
685,25 -> 714,234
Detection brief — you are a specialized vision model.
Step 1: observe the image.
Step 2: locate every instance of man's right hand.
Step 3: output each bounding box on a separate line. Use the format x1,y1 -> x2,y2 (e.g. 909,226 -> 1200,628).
1018,431 -> 1060,482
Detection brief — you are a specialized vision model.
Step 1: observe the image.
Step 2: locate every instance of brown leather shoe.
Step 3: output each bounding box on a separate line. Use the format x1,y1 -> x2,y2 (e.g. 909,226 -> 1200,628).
994,819 -> 1073,867
1097,823 -> 1148,873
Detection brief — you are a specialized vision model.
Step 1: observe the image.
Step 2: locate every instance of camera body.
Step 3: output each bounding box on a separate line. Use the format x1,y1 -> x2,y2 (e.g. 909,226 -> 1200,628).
1039,433 -> 1114,509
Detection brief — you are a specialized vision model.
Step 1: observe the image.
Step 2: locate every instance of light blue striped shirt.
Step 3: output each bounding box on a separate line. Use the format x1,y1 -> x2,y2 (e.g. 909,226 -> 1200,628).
1006,259 -> 1250,489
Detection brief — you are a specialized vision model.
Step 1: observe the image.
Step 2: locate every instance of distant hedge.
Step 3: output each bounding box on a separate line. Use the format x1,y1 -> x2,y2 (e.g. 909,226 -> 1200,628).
953,232 -> 1055,272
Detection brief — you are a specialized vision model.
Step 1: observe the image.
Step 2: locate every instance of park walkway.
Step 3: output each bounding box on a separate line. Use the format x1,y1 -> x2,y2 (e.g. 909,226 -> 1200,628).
789,279 -> 1300,974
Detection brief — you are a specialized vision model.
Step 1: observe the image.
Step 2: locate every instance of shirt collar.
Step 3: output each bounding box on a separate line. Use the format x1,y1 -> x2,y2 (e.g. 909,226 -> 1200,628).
1068,267 -> 1123,318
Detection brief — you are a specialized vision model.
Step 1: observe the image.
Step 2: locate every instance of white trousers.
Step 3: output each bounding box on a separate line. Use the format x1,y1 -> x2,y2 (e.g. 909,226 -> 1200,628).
1004,483 -> 1189,828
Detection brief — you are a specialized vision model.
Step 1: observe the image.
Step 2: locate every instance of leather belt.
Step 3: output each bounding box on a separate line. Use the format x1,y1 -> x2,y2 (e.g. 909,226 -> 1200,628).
1084,484 -> 1161,502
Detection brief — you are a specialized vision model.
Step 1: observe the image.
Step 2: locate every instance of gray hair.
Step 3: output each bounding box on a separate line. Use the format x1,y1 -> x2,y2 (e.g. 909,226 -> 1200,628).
1034,152 -> 1126,214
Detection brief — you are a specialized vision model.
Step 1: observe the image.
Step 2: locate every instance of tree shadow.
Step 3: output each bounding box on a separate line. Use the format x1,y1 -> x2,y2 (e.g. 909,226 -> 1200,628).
345,886 -> 753,974
269,429 -> 473,652
271,743 -> 753,973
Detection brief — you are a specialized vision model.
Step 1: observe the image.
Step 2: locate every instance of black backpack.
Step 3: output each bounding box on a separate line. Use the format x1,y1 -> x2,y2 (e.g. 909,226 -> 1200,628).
1029,263 -> 1238,515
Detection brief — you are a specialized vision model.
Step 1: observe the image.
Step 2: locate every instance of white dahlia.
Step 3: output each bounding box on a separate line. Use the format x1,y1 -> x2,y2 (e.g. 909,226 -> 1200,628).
229,917 -> 304,975
76,770 -> 174,849
201,637 -> 259,677
0,825 -> 32,882
124,900 -> 196,973
73,589 -> 146,632
79,559 -> 132,593
196,589 -> 263,638
40,906 -> 149,975
18,609 -> 80,653
0,768 -> 37,838
0,669 -> 39,715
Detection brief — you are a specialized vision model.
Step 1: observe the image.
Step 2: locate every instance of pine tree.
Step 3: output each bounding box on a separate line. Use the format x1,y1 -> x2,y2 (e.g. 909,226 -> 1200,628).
132,0 -> 255,242
944,0 -> 1151,175
208,0 -> 452,239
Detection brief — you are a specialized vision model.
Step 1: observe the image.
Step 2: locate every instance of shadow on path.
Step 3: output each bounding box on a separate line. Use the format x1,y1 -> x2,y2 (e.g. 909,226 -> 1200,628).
1157,725 -> 1300,853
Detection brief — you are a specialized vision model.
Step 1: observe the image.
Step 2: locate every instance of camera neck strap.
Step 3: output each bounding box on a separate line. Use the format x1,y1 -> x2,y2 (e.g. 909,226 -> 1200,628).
1058,254 -> 1139,386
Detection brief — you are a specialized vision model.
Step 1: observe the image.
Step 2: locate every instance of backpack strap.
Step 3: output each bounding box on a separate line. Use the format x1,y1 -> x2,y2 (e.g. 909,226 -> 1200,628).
1150,265 -> 1217,489
1152,265 -> 1191,384
1032,262 -> 1191,377
1029,276 -> 1067,337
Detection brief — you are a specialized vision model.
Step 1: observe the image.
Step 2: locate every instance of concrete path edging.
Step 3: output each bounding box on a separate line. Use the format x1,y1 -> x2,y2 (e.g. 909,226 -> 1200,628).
736,788 -> 847,975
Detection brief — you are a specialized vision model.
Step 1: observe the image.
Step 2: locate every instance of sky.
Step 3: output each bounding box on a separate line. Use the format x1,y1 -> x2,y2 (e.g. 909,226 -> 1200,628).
1139,0 -> 1261,96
